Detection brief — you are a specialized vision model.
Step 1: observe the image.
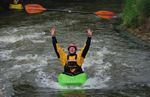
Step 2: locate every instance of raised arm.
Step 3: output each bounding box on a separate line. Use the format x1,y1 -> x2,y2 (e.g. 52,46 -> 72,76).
50,27 -> 66,59
81,29 -> 93,58
50,27 -> 60,58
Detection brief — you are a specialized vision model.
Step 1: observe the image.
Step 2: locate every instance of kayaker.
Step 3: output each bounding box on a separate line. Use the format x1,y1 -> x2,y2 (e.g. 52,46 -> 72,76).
11,0 -> 21,4
9,0 -> 24,10
50,27 -> 93,76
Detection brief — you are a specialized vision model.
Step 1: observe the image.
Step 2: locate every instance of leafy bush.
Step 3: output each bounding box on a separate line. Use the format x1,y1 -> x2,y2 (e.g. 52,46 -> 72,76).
122,0 -> 150,27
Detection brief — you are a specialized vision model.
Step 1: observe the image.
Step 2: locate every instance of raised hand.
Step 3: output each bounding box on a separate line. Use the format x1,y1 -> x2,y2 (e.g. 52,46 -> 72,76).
86,28 -> 93,37
50,27 -> 56,37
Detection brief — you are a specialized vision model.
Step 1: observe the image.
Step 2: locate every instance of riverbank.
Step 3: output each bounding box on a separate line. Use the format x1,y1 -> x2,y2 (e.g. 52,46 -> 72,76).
111,16 -> 150,48
113,24 -> 150,48
127,17 -> 150,44
121,0 -> 150,45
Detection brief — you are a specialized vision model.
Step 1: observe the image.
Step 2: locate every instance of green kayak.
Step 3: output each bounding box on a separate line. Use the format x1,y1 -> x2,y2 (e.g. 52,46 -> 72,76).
58,73 -> 87,86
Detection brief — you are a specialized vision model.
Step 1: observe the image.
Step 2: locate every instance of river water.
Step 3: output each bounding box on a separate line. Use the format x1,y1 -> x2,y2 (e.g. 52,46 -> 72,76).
0,1 -> 150,97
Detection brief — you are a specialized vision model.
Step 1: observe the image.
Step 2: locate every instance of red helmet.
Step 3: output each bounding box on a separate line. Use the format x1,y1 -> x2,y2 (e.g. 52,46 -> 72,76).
68,43 -> 77,50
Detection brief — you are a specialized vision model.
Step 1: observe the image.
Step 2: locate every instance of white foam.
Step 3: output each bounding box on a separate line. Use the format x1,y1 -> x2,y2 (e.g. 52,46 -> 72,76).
23,32 -> 45,39
83,47 -> 112,68
91,39 -> 103,43
31,39 -> 45,43
83,76 -> 111,89
14,54 -> 53,65
15,54 -> 38,61
0,31 -> 46,43
98,47 -> 117,55
81,47 -> 114,89
0,27 -> 18,34
0,50 -> 13,61
4,63 -> 47,79
35,70 -> 63,89
3,54 -> 49,80
11,28 -> 19,33
0,36 -> 23,43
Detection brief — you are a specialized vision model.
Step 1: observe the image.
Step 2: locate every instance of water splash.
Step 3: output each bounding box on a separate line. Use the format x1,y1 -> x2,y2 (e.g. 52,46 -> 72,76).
33,47 -> 115,90
0,50 -> 13,61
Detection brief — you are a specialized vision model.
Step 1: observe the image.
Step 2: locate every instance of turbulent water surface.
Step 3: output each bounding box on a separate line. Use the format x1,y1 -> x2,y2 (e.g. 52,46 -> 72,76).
0,1 -> 150,97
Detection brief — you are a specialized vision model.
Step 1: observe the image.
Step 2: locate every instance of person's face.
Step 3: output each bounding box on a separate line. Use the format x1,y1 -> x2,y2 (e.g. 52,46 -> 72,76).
68,47 -> 76,54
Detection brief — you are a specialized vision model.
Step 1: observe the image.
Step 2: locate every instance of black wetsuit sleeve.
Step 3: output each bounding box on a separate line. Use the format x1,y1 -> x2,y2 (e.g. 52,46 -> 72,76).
81,37 -> 91,58
52,36 -> 60,58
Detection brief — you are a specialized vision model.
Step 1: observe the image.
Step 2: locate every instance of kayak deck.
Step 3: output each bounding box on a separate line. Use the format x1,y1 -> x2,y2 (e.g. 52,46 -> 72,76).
58,73 -> 87,86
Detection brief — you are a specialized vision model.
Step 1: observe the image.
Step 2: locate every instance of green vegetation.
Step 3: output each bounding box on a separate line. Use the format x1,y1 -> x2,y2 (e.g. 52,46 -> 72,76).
122,0 -> 150,27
